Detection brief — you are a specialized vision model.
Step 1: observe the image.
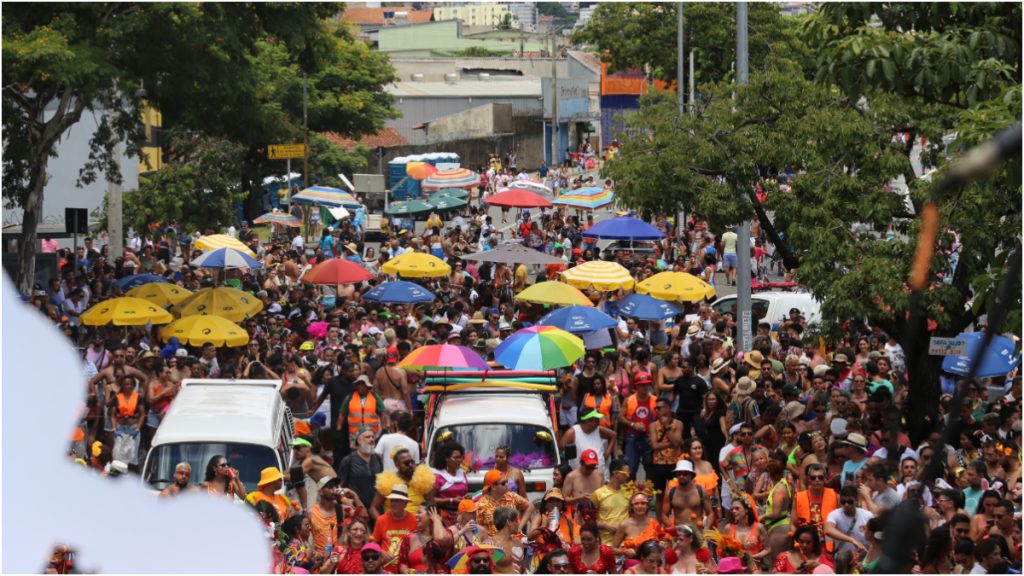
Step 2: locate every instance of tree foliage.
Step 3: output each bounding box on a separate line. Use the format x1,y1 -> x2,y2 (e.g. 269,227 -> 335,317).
571,3 -> 805,84
119,134 -> 247,235
307,133 -> 369,190
2,3 -> 397,292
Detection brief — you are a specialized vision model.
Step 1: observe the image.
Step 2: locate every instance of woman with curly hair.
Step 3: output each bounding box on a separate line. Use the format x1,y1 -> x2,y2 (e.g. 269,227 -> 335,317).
568,521 -> 617,574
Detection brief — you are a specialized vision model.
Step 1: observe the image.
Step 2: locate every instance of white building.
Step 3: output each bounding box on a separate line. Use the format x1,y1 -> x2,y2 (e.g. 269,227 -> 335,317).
507,3 -> 539,31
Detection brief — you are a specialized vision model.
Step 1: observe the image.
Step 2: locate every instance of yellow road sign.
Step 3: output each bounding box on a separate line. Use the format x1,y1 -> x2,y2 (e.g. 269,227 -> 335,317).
268,144 -> 306,159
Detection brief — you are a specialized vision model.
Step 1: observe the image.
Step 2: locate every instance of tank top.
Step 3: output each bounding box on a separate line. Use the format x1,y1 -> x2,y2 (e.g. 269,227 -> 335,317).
570,423 -> 605,470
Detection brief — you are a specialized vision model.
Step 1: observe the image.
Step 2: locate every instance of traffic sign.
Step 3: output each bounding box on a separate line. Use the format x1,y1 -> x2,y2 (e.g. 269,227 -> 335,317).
268,144 -> 306,159
929,337 -> 968,356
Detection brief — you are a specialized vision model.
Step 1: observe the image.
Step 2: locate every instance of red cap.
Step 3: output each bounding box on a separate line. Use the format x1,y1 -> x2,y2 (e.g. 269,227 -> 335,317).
580,449 -> 599,466
634,371 -> 654,386
386,346 -> 399,364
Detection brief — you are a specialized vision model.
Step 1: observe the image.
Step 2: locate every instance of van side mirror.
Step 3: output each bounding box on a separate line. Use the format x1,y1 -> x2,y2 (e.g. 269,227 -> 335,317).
535,431 -> 552,443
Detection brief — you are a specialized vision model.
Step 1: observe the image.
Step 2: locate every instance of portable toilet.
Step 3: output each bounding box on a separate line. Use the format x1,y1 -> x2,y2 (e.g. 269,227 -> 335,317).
388,156 -> 419,201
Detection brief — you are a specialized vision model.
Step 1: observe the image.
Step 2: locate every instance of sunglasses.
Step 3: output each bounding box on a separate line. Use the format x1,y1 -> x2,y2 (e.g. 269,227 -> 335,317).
841,499 -> 856,505
362,554 -> 380,561
470,558 -> 491,565
550,561 -> 570,569
809,475 -> 825,481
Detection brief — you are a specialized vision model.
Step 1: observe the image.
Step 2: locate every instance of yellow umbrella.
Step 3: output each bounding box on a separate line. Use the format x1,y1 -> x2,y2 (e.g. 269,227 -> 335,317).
380,251 -> 451,278
561,261 -> 635,291
172,287 -> 264,322
80,297 -> 175,326
635,271 -> 716,302
515,281 -> 595,307
194,234 -> 255,257
126,282 -> 194,307
160,315 -> 250,347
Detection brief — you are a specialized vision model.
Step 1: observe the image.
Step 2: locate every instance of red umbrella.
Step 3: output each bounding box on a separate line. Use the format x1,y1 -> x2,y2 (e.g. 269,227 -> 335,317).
301,258 -> 374,284
485,187 -> 553,208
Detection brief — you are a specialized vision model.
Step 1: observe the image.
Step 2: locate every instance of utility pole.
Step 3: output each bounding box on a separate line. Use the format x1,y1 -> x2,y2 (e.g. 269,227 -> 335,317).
107,115 -> 123,261
676,3 -> 686,250
302,71 -> 309,191
689,49 -> 695,115
550,28 -> 558,168
735,1 -> 753,352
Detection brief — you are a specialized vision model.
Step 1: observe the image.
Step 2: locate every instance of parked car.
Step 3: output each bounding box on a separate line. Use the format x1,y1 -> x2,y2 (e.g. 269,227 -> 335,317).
711,290 -> 821,330
142,379 -> 294,493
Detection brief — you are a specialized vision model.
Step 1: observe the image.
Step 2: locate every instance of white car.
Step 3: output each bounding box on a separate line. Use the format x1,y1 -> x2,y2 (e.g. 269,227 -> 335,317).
142,379 -> 295,493
423,389 -> 561,504
711,290 -> 821,330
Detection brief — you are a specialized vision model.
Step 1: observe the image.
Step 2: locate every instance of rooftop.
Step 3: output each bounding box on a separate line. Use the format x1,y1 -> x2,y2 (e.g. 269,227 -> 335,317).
340,4 -> 433,26
321,128 -> 409,151
567,50 -> 602,75
387,79 -> 543,98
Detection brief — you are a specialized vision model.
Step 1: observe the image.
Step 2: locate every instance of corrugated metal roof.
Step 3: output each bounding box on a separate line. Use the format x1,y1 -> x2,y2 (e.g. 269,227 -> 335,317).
387,79 -> 543,98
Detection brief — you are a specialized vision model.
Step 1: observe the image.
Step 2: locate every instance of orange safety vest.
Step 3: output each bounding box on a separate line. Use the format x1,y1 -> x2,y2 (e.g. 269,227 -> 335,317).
794,489 -> 838,552
116,392 -> 139,418
347,392 -> 381,436
583,392 -> 614,427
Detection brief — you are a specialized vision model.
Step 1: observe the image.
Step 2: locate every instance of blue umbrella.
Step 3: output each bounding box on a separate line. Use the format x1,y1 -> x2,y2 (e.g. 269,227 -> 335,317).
617,293 -> 681,320
942,333 -> 1020,378
362,280 -> 436,304
581,216 -> 665,241
114,274 -> 168,291
537,305 -> 617,333
190,247 -> 264,270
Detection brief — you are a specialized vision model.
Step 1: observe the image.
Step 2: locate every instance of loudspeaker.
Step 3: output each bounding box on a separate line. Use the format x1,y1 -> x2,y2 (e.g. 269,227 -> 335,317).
65,208 -> 88,235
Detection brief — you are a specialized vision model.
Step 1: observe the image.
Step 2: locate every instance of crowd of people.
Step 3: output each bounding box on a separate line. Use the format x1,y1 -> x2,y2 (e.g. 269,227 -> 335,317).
28,164 -> 1022,575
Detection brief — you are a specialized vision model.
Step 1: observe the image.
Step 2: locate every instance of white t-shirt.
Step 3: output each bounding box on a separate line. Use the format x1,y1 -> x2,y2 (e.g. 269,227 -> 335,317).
826,507 -> 872,553
291,235 -> 305,251
375,433 -> 420,472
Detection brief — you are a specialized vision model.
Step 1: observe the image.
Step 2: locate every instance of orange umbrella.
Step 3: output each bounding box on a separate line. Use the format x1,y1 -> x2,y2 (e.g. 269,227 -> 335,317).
302,258 -> 374,284
406,161 -> 438,181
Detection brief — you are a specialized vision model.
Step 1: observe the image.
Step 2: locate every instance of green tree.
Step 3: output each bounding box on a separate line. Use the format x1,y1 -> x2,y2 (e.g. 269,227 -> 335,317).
307,133 -> 369,190
571,3 -> 804,85
2,3 -> 397,293
118,134 -> 248,235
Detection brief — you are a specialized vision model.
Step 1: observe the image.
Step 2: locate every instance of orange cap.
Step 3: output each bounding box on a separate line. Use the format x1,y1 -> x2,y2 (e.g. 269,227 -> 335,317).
294,420 -> 312,437
458,498 -> 478,513
484,469 -> 504,489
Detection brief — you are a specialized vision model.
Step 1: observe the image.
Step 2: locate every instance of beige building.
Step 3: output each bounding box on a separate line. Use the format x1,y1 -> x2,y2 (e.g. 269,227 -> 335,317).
433,3 -> 517,28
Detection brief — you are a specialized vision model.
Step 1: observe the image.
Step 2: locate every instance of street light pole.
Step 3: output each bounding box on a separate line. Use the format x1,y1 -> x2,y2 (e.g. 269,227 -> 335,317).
735,1 -> 753,352
676,3 -> 686,252
107,113 -> 123,261
550,29 -> 558,169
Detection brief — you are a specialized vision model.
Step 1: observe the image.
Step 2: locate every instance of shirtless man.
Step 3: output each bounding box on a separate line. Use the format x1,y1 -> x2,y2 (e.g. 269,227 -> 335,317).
158,462 -> 198,498
562,449 -> 605,509
292,437 -> 337,509
89,347 -> 147,443
373,347 -> 409,413
660,460 -> 714,528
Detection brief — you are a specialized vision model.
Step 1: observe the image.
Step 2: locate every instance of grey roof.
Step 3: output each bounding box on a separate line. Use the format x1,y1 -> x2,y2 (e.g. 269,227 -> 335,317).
387,79 -> 543,98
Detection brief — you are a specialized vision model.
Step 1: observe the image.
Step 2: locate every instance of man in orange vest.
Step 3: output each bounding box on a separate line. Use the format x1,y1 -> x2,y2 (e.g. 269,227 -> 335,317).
338,375 -> 387,450
618,371 -> 656,477
791,462 -> 838,553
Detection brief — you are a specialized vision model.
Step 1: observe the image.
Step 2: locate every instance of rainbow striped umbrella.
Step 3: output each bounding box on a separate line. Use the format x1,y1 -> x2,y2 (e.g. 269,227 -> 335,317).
553,186 -> 615,210
422,168 -> 480,190
253,211 -> 302,227
494,325 -> 585,370
561,260 -> 635,291
398,344 -> 490,370
291,186 -> 361,209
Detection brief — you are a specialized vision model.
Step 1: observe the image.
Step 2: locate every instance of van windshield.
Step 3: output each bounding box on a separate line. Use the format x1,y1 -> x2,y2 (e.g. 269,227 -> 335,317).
144,442 -> 279,492
434,423 -> 557,471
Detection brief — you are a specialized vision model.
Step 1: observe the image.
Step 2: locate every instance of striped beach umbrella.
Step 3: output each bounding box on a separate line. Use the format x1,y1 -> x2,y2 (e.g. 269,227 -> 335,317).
399,344 -> 490,370
494,326 -> 585,371
561,260 -> 635,291
253,211 -> 302,227
422,168 -> 480,190
291,186 -> 361,209
194,234 -> 255,257
190,247 -> 264,270
553,186 -> 615,210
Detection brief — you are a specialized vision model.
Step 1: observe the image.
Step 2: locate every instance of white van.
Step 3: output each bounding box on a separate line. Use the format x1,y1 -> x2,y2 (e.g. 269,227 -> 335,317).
711,290 -> 821,330
423,388 -> 560,504
142,379 -> 294,493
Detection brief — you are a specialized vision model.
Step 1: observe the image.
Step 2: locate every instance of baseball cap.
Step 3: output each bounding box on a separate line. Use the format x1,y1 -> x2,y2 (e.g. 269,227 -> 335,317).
484,469 -> 504,489
580,410 -> 603,422
292,438 -> 313,448
580,449 -> 599,466
634,371 -> 653,386
354,375 -> 373,387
